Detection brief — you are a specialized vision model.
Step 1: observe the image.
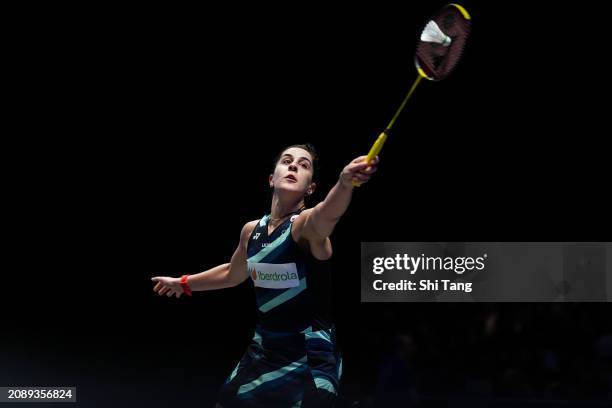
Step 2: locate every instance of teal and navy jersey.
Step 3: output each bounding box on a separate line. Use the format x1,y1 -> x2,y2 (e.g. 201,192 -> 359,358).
217,211 -> 342,408
246,212 -> 333,333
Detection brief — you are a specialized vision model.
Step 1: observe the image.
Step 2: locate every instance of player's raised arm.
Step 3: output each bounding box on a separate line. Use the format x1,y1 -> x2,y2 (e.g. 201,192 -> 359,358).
302,155 -> 378,240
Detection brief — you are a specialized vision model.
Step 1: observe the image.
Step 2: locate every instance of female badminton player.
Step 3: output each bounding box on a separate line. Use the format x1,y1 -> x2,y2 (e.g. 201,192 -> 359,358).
151,144 -> 378,407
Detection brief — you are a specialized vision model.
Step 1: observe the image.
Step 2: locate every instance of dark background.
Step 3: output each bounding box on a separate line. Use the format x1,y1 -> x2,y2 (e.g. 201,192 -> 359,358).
3,1 -> 611,406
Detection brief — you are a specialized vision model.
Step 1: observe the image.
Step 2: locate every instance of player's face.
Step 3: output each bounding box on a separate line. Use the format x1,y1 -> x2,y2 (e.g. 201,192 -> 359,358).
270,147 -> 315,196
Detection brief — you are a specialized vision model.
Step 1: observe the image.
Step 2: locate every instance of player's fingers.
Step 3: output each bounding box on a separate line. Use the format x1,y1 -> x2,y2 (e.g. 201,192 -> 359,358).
166,290 -> 174,297
153,282 -> 162,292
356,155 -> 379,165
367,157 -> 379,167
353,173 -> 371,182
348,161 -> 371,172
158,286 -> 169,296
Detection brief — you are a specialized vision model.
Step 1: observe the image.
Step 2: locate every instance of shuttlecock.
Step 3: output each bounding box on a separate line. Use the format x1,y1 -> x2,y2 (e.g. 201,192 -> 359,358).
421,20 -> 451,46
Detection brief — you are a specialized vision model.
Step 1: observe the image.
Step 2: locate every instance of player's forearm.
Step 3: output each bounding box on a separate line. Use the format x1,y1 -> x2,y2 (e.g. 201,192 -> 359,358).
312,180 -> 354,236
186,263 -> 237,291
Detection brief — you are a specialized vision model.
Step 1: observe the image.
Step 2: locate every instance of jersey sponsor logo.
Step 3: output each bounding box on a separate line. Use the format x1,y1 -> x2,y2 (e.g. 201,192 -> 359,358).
248,262 -> 299,289
253,233 -> 261,240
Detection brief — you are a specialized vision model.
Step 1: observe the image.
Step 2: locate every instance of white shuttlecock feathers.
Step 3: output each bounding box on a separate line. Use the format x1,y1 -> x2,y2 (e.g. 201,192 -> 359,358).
420,20 -> 451,46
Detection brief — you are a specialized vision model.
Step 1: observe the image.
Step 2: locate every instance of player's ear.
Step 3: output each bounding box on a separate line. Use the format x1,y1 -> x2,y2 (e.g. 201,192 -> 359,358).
269,174 -> 274,189
306,182 -> 316,196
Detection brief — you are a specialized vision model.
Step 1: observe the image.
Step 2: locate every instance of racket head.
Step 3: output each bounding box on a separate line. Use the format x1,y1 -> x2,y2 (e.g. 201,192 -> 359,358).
414,3 -> 471,81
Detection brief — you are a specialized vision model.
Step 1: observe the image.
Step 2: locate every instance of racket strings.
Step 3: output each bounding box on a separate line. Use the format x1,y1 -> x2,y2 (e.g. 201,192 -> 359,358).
415,5 -> 471,81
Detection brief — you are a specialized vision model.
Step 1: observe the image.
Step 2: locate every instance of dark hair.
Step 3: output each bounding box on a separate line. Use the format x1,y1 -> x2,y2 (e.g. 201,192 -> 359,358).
272,143 -> 320,184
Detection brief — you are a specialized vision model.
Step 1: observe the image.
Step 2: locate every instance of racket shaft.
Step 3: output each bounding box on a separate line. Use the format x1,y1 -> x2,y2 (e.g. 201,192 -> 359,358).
354,75 -> 423,187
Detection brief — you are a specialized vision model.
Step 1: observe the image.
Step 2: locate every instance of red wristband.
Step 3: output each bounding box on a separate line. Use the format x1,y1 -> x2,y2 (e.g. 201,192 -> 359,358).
180,275 -> 192,297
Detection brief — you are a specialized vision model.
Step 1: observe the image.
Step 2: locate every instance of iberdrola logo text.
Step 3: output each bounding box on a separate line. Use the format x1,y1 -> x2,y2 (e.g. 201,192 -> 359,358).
248,262 -> 300,289
251,269 -> 298,281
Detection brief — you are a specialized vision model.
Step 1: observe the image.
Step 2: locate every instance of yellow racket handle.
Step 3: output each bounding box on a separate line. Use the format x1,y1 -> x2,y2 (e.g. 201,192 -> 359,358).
352,131 -> 387,187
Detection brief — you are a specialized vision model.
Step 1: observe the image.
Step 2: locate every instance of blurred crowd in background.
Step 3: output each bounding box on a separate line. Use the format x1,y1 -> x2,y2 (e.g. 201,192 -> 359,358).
344,303 -> 612,406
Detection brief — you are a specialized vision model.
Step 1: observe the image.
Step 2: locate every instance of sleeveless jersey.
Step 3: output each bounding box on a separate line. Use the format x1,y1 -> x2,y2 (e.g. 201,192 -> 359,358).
217,211 -> 343,407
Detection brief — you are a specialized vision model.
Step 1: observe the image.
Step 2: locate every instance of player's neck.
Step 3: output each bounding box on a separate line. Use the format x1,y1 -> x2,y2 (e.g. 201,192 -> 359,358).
269,194 -> 304,222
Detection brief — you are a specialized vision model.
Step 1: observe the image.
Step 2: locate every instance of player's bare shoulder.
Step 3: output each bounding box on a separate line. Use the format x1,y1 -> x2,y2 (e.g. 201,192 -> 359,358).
290,209 -> 332,260
290,209 -> 312,241
241,220 -> 259,243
